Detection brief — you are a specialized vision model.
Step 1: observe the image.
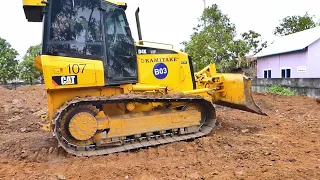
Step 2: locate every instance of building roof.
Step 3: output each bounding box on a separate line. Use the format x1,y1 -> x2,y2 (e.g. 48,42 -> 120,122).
255,26 -> 320,58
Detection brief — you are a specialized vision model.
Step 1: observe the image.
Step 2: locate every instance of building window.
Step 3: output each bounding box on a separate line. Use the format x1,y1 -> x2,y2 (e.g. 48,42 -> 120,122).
264,70 -> 271,78
281,68 -> 291,78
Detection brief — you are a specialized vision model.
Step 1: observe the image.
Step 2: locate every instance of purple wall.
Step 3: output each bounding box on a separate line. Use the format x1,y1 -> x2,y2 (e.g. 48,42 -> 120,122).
307,39 -> 320,78
257,38 -> 320,78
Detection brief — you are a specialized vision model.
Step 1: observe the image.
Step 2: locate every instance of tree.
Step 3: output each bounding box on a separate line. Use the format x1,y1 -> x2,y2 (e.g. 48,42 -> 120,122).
273,13 -> 319,36
181,4 -> 267,72
0,37 -> 19,84
18,44 -> 42,85
241,30 -> 267,55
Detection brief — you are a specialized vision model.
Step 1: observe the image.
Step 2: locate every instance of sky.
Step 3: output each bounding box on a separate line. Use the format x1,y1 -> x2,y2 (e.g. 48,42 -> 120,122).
1,0 -> 319,59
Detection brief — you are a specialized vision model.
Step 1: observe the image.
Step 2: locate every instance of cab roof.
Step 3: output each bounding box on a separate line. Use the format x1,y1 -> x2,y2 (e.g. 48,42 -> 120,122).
23,0 -> 127,22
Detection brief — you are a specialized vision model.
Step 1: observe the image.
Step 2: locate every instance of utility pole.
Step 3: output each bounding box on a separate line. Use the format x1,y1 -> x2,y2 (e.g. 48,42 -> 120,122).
203,0 -> 206,28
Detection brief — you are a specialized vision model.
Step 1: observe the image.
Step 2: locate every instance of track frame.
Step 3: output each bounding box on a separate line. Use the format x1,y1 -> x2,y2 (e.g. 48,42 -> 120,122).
54,93 -> 217,157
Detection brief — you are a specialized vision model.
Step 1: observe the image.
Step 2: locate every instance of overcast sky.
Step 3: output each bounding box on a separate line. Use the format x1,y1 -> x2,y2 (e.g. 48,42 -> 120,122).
1,0 -> 319,58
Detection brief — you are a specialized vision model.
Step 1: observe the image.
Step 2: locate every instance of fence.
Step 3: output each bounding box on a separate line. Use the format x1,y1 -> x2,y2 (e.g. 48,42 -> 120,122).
2,78 -> 320,98
252,78 -> 320,98
0,82 -> 43,90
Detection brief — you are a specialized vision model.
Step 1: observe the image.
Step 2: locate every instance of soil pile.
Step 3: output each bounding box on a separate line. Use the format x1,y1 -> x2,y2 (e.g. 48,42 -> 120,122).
0,85 -> 47,134
0,85 -> 319,179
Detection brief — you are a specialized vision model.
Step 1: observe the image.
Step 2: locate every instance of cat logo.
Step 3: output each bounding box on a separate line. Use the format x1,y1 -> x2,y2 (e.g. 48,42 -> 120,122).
52,75 -> 78,86
61,76 -> 76,85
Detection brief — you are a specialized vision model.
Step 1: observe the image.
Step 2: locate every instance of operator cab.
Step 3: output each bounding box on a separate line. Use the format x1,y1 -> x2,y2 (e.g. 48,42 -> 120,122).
41,0 -> 137,85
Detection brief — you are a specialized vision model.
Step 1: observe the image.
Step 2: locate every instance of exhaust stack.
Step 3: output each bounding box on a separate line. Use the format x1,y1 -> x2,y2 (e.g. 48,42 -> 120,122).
135,7 -> 143,44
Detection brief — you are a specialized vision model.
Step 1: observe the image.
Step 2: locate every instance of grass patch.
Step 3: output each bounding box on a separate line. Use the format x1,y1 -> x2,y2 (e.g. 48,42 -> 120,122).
267,85 -> 296,96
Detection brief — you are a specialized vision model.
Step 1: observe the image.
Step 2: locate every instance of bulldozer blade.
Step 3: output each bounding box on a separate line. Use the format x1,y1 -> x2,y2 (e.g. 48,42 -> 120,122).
215,74 -> 267,116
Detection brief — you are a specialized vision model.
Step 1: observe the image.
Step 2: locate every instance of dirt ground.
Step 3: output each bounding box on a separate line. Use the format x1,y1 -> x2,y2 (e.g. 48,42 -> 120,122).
0,85 -> 319,180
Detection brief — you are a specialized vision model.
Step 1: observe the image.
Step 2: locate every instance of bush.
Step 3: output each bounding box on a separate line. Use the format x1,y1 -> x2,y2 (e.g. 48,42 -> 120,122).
267,85 -> 296,96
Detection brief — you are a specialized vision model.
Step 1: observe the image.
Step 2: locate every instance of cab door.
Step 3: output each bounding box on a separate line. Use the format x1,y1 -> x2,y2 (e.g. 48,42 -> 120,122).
102,4 -> 138,85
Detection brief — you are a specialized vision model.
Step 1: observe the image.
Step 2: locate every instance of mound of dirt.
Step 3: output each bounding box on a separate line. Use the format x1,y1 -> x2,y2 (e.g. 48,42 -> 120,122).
0,85 -> 320,180
0,85 -> 47,134
0,132 -> 59,163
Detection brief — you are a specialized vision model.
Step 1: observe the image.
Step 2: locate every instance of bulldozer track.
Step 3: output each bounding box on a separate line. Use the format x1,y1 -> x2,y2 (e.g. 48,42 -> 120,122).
53,93 -> 217,157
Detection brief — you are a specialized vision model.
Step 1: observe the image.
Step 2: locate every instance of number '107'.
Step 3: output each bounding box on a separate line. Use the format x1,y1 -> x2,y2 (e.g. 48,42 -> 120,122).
67,64 -> 86,74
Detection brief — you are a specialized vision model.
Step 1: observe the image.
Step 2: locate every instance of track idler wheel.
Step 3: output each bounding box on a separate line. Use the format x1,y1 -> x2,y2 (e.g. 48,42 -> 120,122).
59,105 -> 99,146
69,111 -> 98,141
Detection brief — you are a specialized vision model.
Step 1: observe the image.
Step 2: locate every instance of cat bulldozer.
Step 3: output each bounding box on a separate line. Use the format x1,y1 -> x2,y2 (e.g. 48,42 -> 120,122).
23,0 -> 266,156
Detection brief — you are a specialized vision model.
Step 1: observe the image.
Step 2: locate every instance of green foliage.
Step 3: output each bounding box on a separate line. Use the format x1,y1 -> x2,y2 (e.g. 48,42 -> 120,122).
273,13 -> 319,36
267,85 -> 296,96
241,30 -> 268,55
18,44 -> 42,85
0,37 -> 19,84
181,4 -> 267,72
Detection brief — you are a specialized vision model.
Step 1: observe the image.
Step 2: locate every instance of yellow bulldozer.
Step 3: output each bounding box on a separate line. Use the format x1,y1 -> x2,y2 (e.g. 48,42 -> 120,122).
23,0 -> 266,156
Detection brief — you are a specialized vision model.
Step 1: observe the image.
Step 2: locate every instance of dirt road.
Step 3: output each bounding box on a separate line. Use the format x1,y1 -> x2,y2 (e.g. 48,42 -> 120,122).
0,85 -> 319,179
